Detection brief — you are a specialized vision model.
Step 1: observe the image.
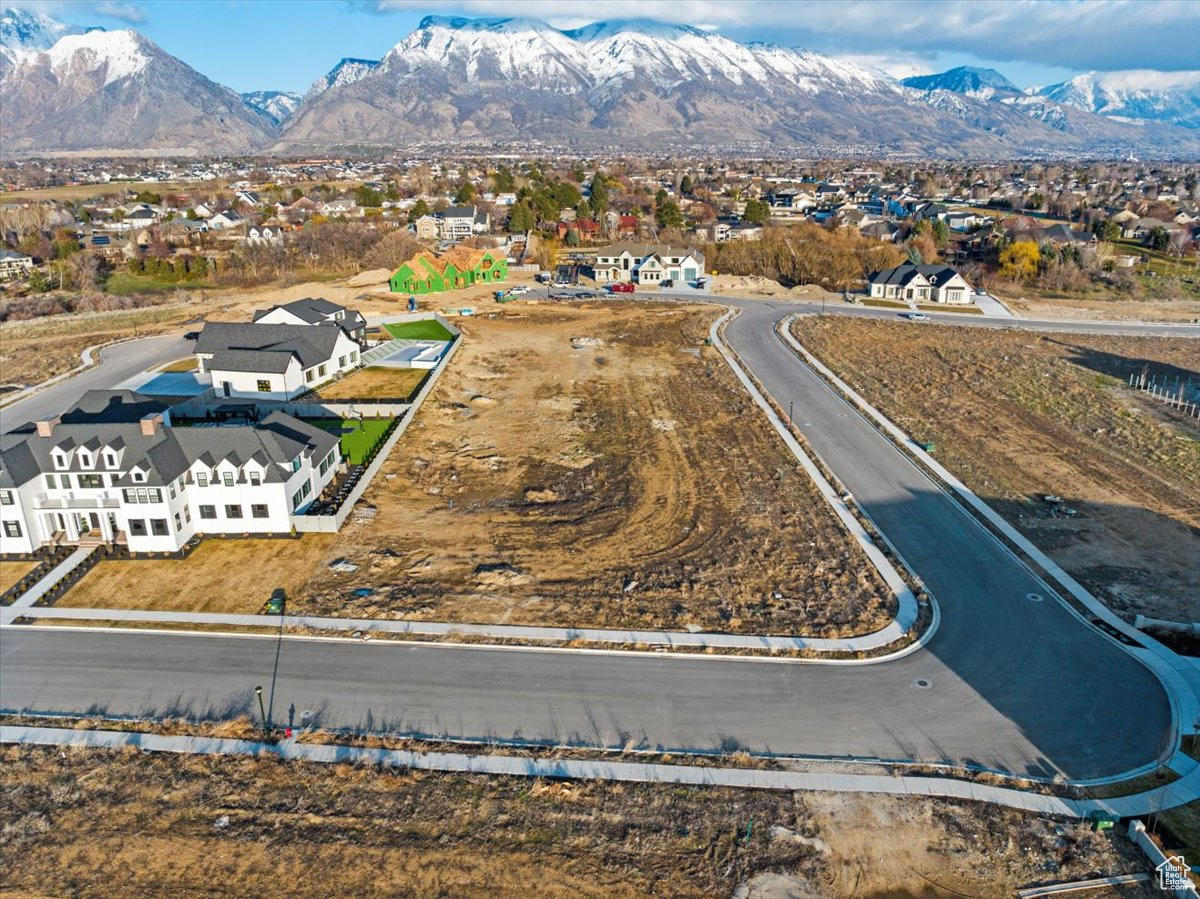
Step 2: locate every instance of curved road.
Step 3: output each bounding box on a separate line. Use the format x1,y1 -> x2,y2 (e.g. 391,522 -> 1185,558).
0,303 -> 1185,781
1,334 -> 192,434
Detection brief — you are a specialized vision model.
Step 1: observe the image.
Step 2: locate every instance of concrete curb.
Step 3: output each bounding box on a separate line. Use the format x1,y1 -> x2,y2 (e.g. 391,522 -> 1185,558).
0,334 -> 145,409
776,319 -> 1200,759
4,724 -> 1197,817
708,307 -> 928,648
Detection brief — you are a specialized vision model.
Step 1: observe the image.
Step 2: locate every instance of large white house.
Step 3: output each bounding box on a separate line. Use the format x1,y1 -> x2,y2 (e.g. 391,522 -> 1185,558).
867,263 -> 973,305
195,301 -> 365,400
0,390 -> 340,554
590,244 -> 707,285
253,297 -> 367,342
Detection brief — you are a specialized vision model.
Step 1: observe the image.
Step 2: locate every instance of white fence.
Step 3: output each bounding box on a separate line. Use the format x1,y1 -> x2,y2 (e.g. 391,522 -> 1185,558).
293,336 -> 462,533
1127,372 -> 1200,419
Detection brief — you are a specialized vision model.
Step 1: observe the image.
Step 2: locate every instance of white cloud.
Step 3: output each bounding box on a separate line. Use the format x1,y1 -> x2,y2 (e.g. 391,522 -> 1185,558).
372,0 -> 1200,73
92,1 -> 146,23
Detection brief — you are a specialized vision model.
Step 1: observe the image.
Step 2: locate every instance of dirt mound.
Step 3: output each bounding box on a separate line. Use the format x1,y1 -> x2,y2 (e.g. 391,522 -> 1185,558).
346,268 -> 393,287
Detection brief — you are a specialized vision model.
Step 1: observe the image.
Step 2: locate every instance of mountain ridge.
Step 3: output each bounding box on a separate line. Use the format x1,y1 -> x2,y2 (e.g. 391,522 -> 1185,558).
1,8 -> 1196,157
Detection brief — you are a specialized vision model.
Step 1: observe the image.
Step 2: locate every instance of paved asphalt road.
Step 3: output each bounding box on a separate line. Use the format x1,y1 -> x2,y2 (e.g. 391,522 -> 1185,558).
1,334 -> 193,434
0,302 -> 1179,780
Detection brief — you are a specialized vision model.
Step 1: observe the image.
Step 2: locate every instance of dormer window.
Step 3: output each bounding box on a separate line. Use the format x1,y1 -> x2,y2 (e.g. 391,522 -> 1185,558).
132,470 -> 146,483
53,453 -> 67,469
105,452 -> 118,468
78,452 -> 91,468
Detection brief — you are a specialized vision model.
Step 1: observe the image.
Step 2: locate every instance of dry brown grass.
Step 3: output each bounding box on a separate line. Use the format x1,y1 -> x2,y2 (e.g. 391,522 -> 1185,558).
312,366 -> 428,401
0,558 -> 37,594
0,744 -> 1158,899
297,302 -> 893,636
792,316 -> 1200,622
157,356 -> 198,372
59,536 -> 337,613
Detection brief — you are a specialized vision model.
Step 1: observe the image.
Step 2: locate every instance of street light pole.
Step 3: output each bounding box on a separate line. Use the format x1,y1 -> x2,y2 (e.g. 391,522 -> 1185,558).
255,684 -> 268,732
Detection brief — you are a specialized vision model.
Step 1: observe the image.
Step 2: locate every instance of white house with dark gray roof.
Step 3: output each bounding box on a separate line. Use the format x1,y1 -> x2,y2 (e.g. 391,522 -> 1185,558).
867,263 -> 973,305
0,390 -> 340,553
195,318 -> 363,401
253,298 -> 367,342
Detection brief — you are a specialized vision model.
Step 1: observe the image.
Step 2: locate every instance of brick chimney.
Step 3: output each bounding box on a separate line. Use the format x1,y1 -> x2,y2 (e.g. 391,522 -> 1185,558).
35,416 -> 60,437
139,413 -> 164,437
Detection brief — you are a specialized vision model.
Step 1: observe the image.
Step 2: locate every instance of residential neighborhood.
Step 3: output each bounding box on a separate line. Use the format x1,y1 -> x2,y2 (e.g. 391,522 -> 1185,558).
1,2 -> 1199,896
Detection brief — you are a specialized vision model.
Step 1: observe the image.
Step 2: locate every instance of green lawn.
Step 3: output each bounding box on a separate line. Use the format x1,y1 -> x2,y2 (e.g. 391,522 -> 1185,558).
384,319 -> 456,341
307,418 -> 393,464
103,272 -> 215,296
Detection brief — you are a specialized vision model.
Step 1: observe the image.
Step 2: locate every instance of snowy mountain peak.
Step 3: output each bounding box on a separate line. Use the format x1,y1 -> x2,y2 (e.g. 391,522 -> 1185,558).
1037,70 -> 1200,129
902,66 -> 1020,99
371,15 -> 894,98
36,29 -> 151,86
242,89 -> 301,125
0,6 -> 87,63
303,57 -> 381,102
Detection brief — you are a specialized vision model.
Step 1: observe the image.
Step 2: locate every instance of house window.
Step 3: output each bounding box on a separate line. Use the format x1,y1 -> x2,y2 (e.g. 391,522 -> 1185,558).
53,454 -> 66,469
350,351 -> 358,363
292,458 -> 302,472
199,505 -> 216,520
225,504 -> 242,519
77,474 -> 104,489
105,453 -> 117,467
78,453 -> 91,468
249,472 -> 261,486
137,488 -> 149,503
124,489 -> 138,503
257,379 -> 272,392
338,355 -> 347,368
132,471 -> 145,482
318,364 -> 327,377
151,519 -> 169,536
169,484 -> 176,499
223,472 -> 234,487
45,475 -> 57,489
184,506 -> 191,523
251,504 -> 269,519
128,519 -> 147,536
174,512 -> 182,529
4,521 -> 22,538
306,369 -> 315,383
196,472 -> 208,487
0,490 -> 12,505
148,488 -> 162,503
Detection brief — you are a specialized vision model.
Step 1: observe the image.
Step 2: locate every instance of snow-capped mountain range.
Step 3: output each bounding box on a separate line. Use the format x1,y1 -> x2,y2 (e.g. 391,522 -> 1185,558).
242,90 -> 301,125
1,8 -> 1196,156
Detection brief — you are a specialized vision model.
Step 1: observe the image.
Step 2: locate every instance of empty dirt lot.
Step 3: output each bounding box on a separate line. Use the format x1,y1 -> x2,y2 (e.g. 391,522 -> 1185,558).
0,743 -> 1163,899
791,316 -> 1200,623
296,302 -> 892,636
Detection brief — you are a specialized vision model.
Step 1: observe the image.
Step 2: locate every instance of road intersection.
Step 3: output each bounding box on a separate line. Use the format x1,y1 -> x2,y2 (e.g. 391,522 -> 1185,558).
1,297 -> 1195,787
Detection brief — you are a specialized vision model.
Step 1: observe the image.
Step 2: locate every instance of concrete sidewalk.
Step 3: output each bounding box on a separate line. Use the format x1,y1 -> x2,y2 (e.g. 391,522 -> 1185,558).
7,547 -> 94,610
0,605 -> 932,660
4,724 -> 1196,817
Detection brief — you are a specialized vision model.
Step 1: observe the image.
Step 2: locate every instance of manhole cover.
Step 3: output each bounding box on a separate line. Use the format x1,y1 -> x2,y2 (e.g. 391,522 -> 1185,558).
1027,592 -> 1044,602
913,678 -> 932,689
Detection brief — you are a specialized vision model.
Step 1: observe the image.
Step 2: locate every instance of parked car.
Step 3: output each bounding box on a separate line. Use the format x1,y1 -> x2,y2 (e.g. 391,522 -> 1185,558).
695,277 -> 707,287
662,279 -> 674,288
553,279 -> 572,288
576,290 -> 598,299
609,282 -> 635,293
509,285 -> 529,295
901,312 -> 930,322
550,291 -> 575,300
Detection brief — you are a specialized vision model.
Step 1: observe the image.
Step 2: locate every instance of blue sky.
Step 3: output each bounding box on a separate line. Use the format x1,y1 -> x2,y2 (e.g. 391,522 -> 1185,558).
19,0 -> 1200,94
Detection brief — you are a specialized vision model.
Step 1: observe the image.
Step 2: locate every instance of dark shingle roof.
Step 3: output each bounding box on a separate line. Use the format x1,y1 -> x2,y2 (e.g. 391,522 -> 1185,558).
196,321 -> 343,370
